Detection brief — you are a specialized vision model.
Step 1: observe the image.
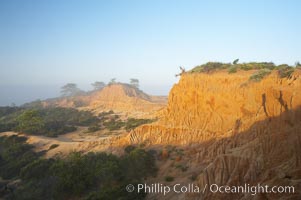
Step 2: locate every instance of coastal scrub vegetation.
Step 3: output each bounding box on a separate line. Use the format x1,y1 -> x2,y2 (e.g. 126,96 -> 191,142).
189,61 -> 297,80
0,107 -> 156,136
0,135 -> 157,199
0,107 -> 99,137
249,69 -> 272,82
103,116 -> 156,132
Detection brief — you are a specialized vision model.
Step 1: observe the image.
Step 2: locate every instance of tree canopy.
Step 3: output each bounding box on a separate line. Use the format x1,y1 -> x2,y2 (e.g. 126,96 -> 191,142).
233,59 -> 239,65
108,78 -> 116,85
91,81 -> 106,91
16,110 -> 45,134
130,78 -> 139,88
60,83 -> 82,97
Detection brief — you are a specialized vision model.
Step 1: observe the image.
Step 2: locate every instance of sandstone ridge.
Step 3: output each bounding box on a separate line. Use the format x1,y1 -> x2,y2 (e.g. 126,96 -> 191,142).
42,83 -> 167,118
126,70 -> 301,145
88,84 -> 166,118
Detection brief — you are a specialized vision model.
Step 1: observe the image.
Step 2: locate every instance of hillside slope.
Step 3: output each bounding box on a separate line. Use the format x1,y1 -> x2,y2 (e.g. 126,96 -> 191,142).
88,84 -> 166,118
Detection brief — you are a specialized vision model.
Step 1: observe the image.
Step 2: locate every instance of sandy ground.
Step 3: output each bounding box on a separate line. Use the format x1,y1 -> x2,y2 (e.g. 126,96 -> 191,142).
0,127 -> 125,158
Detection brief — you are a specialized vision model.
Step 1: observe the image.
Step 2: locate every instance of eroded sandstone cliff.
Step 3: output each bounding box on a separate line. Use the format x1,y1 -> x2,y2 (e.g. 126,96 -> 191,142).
110,69 -> 301,200
88,84 -> 166,118
126,70 -> 301,144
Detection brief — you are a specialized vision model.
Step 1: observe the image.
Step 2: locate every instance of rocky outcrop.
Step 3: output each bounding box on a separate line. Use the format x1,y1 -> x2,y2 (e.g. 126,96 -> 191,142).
111,69 -> 301,199
127,70 -> 301,145
88,84 -> 166,118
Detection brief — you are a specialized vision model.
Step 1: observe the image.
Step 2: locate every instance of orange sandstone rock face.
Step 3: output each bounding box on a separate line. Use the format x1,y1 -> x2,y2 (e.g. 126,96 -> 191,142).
128,70 -> 301,145
88,84 -> 166,118
113,70 -> 301,200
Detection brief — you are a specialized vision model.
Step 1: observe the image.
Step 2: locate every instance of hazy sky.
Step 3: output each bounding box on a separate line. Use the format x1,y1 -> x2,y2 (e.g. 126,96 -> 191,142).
0,0 -> 301,105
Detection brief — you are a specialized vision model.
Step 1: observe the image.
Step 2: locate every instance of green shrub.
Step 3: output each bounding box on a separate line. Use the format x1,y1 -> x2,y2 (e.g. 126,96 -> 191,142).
87,125 -> 100,132
257,62 -> 275,70
278,66 -> 295,78
249,69 -> 271,82
122,148 -> 157,180
16,110 -> 45,135
51,152 -> 97,195
228,66 -> 237,73
0,135 -> 39,179
41,107 -> 99,126
190,62 -> 231,73
102,117 -> 153,131
0,106 -> 23,117
49,144 -> 59,150
124,145 -> 136,154
241,62 -> 275,70
0,122 -> 17,132
276,64 -> 290,69
124,118 -> 155,131
44,121 -> 76,137
103,119 -> 125,131
20,158 -> 53,180
98,110 -> 114,118
240,64 -> 253,71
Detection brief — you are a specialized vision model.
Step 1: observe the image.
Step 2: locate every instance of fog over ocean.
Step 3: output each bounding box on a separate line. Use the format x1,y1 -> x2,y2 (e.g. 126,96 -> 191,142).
0,85 -> 60,106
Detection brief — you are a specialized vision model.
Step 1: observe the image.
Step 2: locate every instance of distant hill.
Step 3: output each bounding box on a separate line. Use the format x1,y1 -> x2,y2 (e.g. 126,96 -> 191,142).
34,83 -> 167,118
